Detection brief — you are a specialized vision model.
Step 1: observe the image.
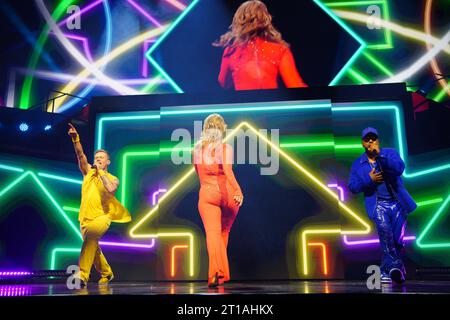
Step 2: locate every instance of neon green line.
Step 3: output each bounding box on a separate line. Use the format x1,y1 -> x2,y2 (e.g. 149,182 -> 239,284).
432,83 -> 450,102
121,151 -> 159,207
100,103 -> 450,178
382,0 -> 393,48
280,142 -> 334,148
141,75 -> 164,93
20,0 -> 78,108
62,206 -> 80,213
363,51 -> 394,76
30,172 -> 82,240
347,68 -> 371,84
325,0 -> 385,6
417,193 -> 450,248
159,147 -> 192,153
51,248 -> 80,270
0,172 -> 31,197
334,144 -> 363,150
0,171 -> 82,240
324,0 -> 393,49
314,0 -> 367,85
416,198 -> 444,207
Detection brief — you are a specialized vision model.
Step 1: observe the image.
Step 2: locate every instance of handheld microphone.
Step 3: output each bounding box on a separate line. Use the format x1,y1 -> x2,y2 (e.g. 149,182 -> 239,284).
92,164 -> 97,170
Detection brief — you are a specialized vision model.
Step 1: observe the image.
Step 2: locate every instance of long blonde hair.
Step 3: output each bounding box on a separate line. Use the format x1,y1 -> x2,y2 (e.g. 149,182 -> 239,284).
213,0 -> 288,49
201,114 -> 227,146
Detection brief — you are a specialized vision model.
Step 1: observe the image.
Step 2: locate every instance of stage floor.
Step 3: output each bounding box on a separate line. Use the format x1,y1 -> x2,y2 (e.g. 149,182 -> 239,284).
1,280 -> 450,296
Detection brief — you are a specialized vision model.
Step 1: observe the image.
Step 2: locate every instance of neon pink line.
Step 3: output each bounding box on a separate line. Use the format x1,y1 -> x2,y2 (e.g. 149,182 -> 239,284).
100,238 -> 156,249
327,183 -> 345,201
62,33 -> 94,62
142,40 -> 156,77
16,68 -> 166,85
152,189 -> 167,205
343,235 -> 416,246
58,0 -> 104,27
327,182 -> 416,247
165,0 -> 186,11
127,0 -> 163,27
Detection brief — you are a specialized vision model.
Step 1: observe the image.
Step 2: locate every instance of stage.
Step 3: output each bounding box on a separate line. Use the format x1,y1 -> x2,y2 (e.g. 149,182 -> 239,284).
2,280 -> 450,296
1,280 -> 449,318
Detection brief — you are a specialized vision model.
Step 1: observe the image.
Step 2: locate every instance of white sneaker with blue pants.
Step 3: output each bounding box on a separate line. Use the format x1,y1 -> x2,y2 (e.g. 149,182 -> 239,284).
373,199 -> 406,284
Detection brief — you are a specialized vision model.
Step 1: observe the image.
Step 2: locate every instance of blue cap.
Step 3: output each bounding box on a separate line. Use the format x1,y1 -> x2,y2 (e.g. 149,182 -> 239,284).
361,127 -> 378,139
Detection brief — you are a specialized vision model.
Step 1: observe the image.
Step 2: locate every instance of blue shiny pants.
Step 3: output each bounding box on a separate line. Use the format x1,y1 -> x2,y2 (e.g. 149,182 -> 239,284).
373,199 -> 407,276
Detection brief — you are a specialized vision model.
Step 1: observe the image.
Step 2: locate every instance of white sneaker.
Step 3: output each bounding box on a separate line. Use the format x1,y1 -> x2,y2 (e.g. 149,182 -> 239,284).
381,274 -> 392,284
389,268 -> 405,285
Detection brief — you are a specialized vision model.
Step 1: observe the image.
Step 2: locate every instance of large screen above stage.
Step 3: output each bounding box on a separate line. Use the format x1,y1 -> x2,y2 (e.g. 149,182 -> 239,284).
1,1 -> 448,112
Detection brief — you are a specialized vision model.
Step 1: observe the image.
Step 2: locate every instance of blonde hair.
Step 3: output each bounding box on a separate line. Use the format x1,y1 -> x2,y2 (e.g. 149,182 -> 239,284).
213,0 -> 288,49
94,149 -> 110,160
201,114 -> 227,146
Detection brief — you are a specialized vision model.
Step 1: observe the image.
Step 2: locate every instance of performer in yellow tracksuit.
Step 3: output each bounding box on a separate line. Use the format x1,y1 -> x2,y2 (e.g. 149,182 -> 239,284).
68,123 -> 131,286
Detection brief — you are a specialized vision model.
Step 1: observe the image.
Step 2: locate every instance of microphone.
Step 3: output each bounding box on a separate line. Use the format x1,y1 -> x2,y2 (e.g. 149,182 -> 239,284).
92,164 -> 97,170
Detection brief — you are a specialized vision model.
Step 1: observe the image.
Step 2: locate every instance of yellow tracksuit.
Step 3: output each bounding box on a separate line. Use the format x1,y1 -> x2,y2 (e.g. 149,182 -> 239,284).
78,169 -> 131,281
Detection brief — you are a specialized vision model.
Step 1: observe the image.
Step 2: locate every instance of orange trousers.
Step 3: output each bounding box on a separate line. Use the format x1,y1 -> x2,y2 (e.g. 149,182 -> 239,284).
198,183 -> 239,282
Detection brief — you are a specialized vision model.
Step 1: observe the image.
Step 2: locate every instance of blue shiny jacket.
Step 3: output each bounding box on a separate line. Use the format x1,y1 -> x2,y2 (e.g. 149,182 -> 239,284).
348,148 -> 417,219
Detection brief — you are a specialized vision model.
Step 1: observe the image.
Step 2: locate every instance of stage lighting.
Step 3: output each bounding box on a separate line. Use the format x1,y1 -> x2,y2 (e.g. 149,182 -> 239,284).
44,124 -> 52,131
18,122 -> 29,132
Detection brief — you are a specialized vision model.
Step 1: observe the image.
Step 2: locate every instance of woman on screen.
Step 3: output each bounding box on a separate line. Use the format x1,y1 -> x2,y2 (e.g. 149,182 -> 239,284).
193,114 -> 243,287
214,0 -> 308,90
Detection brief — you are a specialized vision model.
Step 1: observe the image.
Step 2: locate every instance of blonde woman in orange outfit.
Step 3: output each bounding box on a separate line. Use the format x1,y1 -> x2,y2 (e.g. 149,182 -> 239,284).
193,114 -> 244,287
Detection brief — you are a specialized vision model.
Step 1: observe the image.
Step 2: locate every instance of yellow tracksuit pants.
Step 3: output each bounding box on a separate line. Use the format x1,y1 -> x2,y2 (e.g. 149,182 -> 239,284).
79,215 -> 112,281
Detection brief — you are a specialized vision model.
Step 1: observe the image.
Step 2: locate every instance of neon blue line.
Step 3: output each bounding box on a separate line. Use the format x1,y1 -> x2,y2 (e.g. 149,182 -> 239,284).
0,172 -> 31,198
332,104 -> 449,178
58,0 -> 113,113
160,103 -> 331,116
314,0 -> 367,86
0,164 -> 25,173
144,0 -> 199,93
37,172 -> 82,185
30,173 -> 82,239
96,114 -> 161,150
147,56 -> 183,93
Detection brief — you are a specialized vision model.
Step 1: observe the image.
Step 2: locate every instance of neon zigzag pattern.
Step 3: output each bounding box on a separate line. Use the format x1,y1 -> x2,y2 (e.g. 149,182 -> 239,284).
97,102 -> 450,274
128,121 -> 372,278
1,102 -> 448,275
0,167 -> 157,270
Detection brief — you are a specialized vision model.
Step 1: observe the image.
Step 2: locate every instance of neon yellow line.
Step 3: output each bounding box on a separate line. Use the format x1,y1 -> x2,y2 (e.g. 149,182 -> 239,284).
301,229 -> 341,275
333,10 -> 450,54
129,121 -> 371,278
55,25 -> 169,110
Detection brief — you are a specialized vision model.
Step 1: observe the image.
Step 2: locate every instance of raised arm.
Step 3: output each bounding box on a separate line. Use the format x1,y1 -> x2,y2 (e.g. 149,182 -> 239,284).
68,123 -> 91,176
222,144 -> 243,206
279,48 -> 308,88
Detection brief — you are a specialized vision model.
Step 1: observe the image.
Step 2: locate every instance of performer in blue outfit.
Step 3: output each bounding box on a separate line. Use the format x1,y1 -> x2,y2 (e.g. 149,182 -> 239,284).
348,127 -> 416,284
